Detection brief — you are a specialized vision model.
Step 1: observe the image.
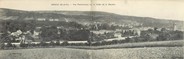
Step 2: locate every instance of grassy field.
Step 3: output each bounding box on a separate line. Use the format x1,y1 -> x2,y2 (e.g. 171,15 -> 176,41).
65,40 -> 183,49
0,40 -> 183,59
0,47 -> 183,59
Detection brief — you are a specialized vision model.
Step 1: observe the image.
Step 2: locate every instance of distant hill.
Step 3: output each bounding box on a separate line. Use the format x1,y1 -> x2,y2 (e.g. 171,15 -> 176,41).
0,8 -> 183,30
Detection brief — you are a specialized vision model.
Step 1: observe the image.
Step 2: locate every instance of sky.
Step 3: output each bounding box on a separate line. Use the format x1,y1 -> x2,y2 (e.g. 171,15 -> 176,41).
0,0 -> 184,21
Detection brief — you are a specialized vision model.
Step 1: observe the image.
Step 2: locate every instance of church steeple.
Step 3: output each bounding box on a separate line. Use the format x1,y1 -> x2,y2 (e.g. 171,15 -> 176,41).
173,23 -> 176,31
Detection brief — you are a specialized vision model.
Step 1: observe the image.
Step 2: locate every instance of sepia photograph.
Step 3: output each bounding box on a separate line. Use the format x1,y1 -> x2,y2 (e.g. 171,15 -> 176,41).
0,0 -> 183,59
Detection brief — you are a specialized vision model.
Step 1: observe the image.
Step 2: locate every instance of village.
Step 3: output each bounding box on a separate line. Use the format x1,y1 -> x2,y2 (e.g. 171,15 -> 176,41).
0,17 -> 182,49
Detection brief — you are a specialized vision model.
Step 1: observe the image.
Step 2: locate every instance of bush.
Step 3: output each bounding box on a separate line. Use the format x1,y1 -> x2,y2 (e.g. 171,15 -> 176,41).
6,42 -> 13,47
49,41 -> 55,46
55,40 -> 60,46
61,41 -> 68,46
0,43 -> 5,49
20,42 -> 28,48
39,41 -> 48,47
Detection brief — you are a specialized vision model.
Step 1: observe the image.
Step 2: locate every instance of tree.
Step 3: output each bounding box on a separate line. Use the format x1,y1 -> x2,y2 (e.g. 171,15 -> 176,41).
62,41 -> 68,46
1,20 -> 35,33
0,43 -> 5,49
49,41 -> 55,46
55,40 -> 60,46
40,41 -> 47,47
12,44 -> 16,49
40,26 -> 58,41
20,41 -> 28,48
143,34 -> 153,41
69,29 -> 90,41
125,37 -> 131,42
154,27 -> 158,31
157,33 -> 167,41
148,29 -> 154,32
69,22 -> 84,28
87,40 -> 92,46
6,41 -> 13,47
161,28 -> 167,32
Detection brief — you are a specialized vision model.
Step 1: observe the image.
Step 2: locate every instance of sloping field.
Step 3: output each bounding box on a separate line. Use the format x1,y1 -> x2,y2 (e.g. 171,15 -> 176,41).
96,40 -> 184,48
66,40 -> 184,49
0,47 -> 183,59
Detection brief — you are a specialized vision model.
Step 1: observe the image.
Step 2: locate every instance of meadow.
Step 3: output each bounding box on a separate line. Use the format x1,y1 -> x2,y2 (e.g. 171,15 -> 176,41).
0,47 -> 183,59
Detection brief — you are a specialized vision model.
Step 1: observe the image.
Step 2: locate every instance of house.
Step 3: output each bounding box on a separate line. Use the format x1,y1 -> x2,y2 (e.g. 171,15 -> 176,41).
68,41 -> 88,44
114,33 -> 122,38
90,30 -> 114,35
49,19 -> 59,21
37,18 -> 46,21
10,30 -> 22,37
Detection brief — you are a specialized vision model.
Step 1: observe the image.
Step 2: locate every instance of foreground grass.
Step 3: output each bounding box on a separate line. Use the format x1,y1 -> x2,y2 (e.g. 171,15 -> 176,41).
0,47 -> 183,59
